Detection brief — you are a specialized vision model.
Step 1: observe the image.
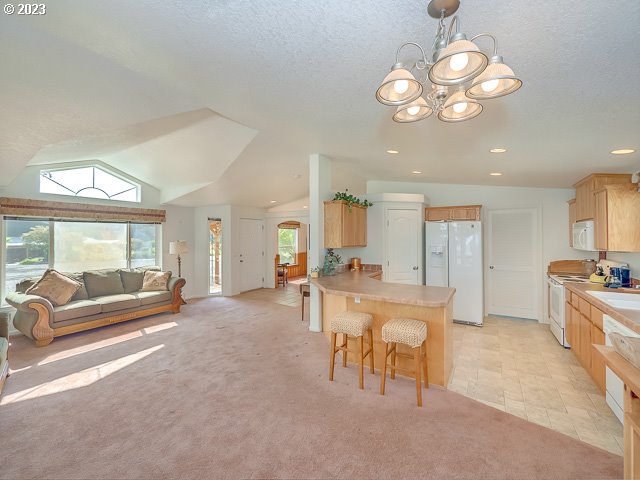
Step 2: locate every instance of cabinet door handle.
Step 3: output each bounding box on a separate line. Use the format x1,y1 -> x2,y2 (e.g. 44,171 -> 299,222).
489,265 -> 494,270
412,266 -> 419,270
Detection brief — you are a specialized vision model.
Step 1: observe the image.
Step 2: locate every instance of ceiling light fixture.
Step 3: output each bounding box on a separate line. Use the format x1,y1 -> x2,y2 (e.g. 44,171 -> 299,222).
303,206 -> 308,209
386,149 -> 400,154
490,172 -> 502,176
610,149 -> 635,155
412,170 -> 423,174
376,0 -> 522,124
270,200 -> 277,204
490,148 -> 507,153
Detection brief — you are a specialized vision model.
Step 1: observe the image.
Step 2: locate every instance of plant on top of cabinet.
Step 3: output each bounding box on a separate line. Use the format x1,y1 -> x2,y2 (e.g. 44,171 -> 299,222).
332,190 -> 373,211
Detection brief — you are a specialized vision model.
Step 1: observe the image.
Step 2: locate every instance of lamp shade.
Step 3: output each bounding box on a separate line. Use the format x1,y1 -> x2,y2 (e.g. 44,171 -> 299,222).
392,97 -> 433,123
169,240 -> 188,255
375,65 -> 423,106
428,36 -> 488,86
465,56 -> 522,100
438,90 -> 482,123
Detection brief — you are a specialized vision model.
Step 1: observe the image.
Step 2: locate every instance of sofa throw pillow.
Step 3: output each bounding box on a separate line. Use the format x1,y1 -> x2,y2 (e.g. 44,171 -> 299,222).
119,269 -> 145,293
64,272 -> 89,301
83,270 -> 125,298
25,269 -> 82,307
140,270 -> 171,291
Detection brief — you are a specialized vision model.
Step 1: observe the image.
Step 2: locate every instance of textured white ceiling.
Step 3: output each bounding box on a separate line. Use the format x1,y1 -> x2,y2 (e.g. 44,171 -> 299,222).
1,0 -> 639,207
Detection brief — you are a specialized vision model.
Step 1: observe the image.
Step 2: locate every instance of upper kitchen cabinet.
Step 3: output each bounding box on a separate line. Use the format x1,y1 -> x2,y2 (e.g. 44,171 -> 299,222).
425,205 -> 481,222
324,200 -> 367,248
594,184 -> 640,252
568,198 -> 576,247
573,173 -> 632,221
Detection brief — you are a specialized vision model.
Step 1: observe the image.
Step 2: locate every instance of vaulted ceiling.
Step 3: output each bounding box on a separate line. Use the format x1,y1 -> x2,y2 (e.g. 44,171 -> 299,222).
1,0 -> 638,207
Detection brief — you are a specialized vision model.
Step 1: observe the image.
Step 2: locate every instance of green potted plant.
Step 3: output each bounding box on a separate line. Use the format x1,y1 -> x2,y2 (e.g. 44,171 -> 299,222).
322,248 -> 342,276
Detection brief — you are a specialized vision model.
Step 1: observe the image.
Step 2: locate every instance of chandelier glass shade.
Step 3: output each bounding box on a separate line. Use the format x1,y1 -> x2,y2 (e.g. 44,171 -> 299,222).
375,65 -> 423,106
466,55 -> 523,100
393,97 -> 433,123
376,0 -> 521,124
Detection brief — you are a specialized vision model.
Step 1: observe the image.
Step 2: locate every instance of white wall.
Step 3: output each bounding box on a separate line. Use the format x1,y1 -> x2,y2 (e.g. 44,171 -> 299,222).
366,180 -> 592,322
264,211 -> 309,288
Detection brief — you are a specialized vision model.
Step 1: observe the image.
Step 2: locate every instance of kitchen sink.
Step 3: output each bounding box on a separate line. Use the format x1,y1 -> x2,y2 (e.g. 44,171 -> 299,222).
586,290 -> 640,310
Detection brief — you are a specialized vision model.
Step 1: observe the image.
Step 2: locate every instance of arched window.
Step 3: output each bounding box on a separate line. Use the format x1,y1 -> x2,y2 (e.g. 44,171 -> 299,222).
40,165 -> 140,203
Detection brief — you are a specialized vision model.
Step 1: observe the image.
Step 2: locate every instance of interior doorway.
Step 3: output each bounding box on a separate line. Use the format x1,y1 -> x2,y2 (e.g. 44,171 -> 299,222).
486,208 -> 541,320
209,218 -> 222,294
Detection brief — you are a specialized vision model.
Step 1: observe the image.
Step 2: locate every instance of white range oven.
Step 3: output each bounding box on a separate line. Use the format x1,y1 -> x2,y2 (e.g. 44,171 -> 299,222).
546,274 -> 590,347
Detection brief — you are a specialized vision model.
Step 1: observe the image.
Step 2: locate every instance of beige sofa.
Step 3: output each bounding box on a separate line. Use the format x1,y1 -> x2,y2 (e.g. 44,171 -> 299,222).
6,268 -> 185,347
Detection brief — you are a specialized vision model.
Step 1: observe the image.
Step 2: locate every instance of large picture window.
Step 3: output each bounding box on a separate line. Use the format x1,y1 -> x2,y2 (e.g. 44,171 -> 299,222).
3,218 -> 158,302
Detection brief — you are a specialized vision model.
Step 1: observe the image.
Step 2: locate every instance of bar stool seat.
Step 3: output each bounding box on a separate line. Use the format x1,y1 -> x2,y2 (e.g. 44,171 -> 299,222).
381,318 -> 427,348
331,311 -> 373,337
329,311 -> 374,389
380,318 -> 429,406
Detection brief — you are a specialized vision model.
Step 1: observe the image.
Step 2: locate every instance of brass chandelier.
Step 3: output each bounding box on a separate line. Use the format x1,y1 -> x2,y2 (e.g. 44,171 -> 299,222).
375,0 -> 522,123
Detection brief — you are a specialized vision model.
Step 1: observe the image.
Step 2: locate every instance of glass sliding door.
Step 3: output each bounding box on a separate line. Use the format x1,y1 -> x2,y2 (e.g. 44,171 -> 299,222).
4,219 -> 50,296
209,219 -> 222,294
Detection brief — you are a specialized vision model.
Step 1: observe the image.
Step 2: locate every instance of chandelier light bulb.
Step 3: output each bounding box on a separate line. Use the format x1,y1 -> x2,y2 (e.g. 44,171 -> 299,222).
453,102 -> 468,113
394,80 -> 409,94
481,79 -> 499,92
449,52 -> 469,72
407,105 -> 421,115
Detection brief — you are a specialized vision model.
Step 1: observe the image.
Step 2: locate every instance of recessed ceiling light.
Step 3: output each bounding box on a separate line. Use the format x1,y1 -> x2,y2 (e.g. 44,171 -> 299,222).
386,150 -> 399,154
270,200 -> 277,203
303,206 -> 308,209
490,172 -> 503,176
411,170 -> 422,174
610,149 -> 635,155
490,148 -> 507,153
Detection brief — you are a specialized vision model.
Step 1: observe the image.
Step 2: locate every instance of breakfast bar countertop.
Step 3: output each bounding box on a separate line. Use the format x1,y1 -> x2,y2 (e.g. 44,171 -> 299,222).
311,270 -> 455,308
565,282 -> 640,332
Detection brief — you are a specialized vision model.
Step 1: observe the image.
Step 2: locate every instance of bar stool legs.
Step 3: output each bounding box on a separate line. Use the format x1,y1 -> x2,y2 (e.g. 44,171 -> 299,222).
380,338 -> 429,407
329,328 -> 374,390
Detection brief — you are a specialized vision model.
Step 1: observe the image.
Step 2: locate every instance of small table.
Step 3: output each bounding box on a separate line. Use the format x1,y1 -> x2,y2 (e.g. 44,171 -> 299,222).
300,282 -> 310,321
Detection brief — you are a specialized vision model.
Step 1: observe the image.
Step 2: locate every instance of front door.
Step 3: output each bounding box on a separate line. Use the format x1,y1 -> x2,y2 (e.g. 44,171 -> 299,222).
385,209 -> 420,285
487,208 -> 540,320
239,218 -> 264,292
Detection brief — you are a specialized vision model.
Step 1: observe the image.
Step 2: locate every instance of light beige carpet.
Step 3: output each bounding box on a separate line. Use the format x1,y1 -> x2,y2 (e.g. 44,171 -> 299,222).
1,296 -> 623,479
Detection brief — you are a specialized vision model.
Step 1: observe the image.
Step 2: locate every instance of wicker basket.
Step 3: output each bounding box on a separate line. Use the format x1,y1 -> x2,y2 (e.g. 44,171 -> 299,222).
609,332 -> 640,369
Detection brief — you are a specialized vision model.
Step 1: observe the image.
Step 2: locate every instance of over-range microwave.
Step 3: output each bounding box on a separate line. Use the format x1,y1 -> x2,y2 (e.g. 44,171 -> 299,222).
572,220 -> 597,251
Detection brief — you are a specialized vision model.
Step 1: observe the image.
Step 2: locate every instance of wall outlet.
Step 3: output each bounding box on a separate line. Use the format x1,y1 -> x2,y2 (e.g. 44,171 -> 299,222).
632,172 -> 640,184
355,296 -> 361,304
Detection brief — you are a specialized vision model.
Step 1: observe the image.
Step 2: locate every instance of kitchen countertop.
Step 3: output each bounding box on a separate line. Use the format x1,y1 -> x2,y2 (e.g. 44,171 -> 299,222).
311,270 -> 455,307
565,282 -> 640,333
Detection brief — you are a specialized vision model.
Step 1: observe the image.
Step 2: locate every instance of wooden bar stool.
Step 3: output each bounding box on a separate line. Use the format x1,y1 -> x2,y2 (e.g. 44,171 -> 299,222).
329,311 -> 374,389
379,318 -> 429,406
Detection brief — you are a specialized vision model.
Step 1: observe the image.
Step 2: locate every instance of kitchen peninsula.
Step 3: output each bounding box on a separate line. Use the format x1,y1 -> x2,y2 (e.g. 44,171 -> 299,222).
311,270 -> 455,387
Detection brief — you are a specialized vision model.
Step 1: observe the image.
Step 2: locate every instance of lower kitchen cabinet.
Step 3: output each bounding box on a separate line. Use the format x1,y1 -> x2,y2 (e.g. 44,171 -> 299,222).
565,289 -> 606,393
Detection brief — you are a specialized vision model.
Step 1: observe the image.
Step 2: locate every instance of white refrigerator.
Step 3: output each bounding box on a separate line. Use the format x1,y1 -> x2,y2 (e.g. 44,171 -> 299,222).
425,221 -> 484,326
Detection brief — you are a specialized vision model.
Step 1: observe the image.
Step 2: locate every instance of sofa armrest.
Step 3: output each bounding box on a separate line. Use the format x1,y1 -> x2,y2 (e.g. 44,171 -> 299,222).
5,292 -> 55,345
168,277 -> 186,307
5,292 -> 54,314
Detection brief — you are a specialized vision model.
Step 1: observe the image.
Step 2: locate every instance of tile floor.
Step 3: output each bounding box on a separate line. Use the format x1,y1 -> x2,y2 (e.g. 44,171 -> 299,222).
449,316 -> 623,455
239,286 -> 623,456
